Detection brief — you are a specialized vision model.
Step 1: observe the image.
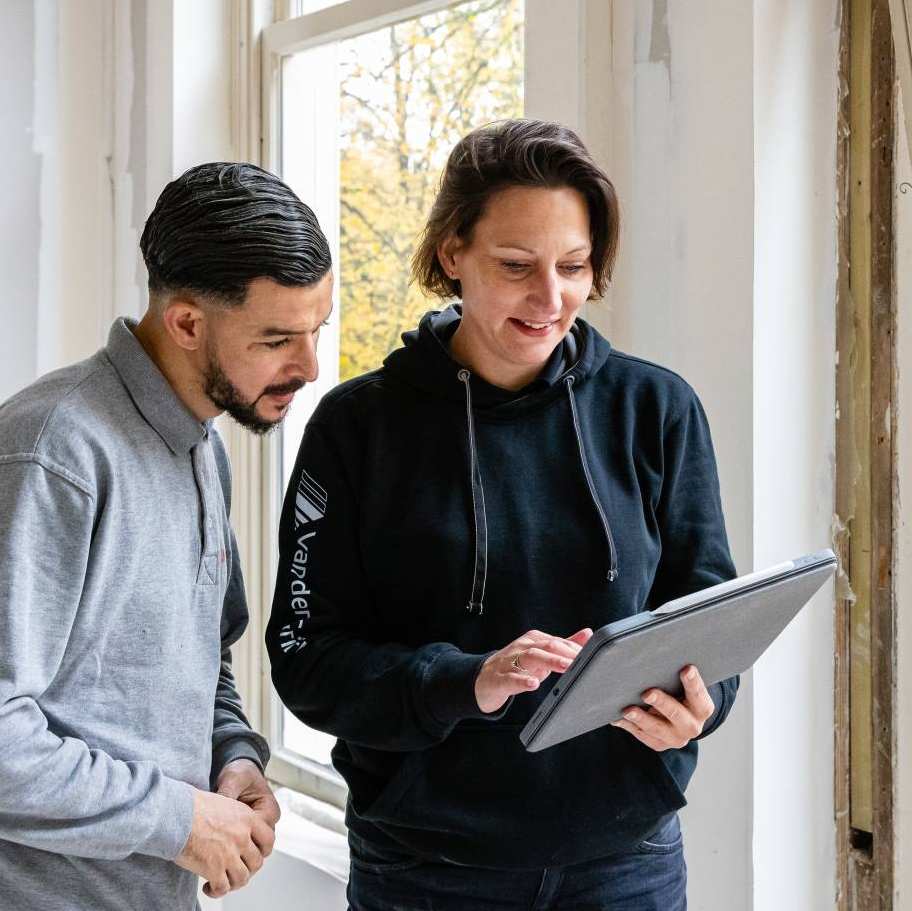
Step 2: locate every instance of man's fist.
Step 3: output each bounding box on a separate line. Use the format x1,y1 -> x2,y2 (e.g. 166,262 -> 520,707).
176,788 -> 275,898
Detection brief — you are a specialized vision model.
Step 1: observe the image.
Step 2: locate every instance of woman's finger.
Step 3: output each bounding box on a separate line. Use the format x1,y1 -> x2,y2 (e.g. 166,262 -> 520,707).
516,630 -> 587,658
566,628 -> 593,646
680,666 -> 715,721
611,719 -> 670,753
618,705 -> 679,744
503,671 -> 541,691
534,636 -> 585,661
515,646 -> 573,676
641,688 -> 687,726
642,688 -> 706,739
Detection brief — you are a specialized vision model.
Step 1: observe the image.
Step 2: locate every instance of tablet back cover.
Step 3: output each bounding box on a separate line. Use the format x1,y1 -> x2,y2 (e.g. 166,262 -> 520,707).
523,562 -> 834,752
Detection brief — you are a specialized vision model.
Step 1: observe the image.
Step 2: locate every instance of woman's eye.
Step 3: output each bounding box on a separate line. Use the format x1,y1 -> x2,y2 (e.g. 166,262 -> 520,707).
502,261 -> 529,272
264,338 -> 290,350
561,264 -> 587,274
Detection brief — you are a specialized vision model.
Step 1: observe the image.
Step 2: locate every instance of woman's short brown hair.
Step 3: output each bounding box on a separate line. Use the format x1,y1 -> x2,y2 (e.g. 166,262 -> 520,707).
412,119 -> 620,301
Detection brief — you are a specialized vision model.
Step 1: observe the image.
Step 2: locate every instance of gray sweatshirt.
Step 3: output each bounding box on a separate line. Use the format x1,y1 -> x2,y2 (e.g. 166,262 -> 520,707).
0,319 -> 270,910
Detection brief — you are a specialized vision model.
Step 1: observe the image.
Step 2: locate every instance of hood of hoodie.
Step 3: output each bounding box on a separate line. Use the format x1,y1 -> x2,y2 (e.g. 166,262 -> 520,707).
384,304 -> 619,616
382,304 -> 613,414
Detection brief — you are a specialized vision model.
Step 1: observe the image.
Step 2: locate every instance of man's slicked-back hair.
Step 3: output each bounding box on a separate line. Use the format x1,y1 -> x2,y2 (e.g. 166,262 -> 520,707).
412,119 -> 619,301
140,162 -> 332,306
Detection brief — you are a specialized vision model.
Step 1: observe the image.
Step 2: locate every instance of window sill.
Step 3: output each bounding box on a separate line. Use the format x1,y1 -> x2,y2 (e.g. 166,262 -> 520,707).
272,787 -> 349,883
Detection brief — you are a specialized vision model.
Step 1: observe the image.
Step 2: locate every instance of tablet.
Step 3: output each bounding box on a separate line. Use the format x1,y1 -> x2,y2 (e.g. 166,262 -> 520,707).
520,549 -> 838,752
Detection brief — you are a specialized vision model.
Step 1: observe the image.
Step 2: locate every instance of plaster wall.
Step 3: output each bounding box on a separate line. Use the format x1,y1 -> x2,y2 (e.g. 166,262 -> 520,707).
578,1 -> 840,908
751,2 -> 840,909
588,3 -> 755,909
0,1 -> 40,401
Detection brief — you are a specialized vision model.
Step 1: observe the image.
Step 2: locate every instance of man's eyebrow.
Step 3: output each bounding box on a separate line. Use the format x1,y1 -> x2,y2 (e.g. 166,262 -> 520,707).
258,305 -> 333,337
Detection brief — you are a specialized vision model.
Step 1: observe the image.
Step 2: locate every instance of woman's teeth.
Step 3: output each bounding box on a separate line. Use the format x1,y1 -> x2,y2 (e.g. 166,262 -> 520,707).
519,320 -> 553,329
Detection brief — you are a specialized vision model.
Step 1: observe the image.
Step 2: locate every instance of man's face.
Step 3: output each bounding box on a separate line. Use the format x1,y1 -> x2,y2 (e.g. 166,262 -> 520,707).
202,274 -> 334,434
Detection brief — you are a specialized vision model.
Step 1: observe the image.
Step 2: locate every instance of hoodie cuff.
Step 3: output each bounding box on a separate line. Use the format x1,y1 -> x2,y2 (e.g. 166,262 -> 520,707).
140,776 -> 196,861
209,736 -> 269,790
695,681 -> 726,740
421,648 -> 512,729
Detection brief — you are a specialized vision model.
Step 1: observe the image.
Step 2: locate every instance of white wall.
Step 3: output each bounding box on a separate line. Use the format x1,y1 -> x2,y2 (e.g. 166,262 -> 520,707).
580,3 -> 756,909
1,1 -> 41,400
2,0 -> 155,393
751,2 -> 840,908
557,2 -> 839,909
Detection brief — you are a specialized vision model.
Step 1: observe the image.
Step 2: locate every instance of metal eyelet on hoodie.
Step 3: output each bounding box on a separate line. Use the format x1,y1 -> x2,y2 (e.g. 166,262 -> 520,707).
565,376 -> 620,583
458,369 -> 488,615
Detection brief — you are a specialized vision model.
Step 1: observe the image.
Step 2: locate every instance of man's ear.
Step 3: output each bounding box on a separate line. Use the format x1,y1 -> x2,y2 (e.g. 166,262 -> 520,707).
161,296 -> 207,353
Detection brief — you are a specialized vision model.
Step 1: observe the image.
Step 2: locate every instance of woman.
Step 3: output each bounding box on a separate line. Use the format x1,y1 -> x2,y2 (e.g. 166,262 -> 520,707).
267,119 -> 738,910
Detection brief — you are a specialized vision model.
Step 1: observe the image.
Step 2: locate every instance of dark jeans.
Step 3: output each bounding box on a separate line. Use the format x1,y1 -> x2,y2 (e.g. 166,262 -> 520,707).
347,814 -> 687,911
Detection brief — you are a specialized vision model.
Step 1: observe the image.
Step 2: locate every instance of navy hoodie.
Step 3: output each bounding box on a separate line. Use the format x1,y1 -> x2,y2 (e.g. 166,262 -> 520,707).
267,306 -> 738,869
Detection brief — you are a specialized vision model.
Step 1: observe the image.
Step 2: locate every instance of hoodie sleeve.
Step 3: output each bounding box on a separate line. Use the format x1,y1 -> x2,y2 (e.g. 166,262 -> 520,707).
0,459 -> 194,861
266,418 -> 499,753
648,388 -> 739,739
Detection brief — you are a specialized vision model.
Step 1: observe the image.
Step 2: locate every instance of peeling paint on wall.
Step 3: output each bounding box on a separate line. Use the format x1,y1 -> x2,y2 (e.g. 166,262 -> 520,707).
649,0 -> 671,71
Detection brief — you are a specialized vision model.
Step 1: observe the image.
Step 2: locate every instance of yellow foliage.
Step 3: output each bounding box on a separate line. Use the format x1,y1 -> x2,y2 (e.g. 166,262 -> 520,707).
338,0 -> 524,382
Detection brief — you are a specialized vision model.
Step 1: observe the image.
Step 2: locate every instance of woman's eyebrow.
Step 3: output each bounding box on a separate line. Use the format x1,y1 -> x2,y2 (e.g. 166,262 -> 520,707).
492,244 -> 591,254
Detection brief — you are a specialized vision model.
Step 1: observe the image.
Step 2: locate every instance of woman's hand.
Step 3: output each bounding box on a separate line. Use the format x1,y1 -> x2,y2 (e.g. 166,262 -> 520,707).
611,665 -> 714,751
474,627 -> 593,714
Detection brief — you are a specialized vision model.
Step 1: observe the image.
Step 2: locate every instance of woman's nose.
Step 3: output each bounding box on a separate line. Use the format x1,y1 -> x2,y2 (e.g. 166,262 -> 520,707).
528,268 -> 563,315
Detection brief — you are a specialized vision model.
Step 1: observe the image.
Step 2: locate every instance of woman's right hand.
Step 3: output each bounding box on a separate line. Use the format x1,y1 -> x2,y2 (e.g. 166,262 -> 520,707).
474,627 -> 593,714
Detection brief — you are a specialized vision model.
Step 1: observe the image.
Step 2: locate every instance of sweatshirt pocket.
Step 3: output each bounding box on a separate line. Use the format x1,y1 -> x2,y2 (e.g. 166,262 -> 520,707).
362,721 -> 687,866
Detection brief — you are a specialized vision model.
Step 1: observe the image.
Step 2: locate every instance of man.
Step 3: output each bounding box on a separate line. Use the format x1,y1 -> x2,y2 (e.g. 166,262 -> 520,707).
0,163 -> 333,909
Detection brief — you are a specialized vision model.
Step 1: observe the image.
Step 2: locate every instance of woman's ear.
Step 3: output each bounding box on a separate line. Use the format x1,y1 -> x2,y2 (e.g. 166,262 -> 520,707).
437,236 -> 461,280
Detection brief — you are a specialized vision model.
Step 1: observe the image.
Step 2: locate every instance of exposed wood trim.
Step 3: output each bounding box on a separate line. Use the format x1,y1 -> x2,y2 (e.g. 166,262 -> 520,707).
835,2 -> 853,903
835,0 -> 896,907
870,0 -> 897,903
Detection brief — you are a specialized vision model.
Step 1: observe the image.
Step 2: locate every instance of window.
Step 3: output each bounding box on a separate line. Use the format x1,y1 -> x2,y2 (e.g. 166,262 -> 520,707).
261,0 -> 523,799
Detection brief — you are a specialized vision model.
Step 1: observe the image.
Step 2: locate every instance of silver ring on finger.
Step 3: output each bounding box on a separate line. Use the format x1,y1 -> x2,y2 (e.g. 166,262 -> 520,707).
511,653 -> 526,672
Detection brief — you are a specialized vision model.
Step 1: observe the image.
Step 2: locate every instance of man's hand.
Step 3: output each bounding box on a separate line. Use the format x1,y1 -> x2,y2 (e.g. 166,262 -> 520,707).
216,759 -> 281,829
611,665 -> 715,751
475,627 -> 593,714
176,788 -> 276,899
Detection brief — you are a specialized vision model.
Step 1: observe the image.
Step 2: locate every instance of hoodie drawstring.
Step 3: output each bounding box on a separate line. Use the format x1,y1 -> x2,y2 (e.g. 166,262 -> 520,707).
458,369 -> 488,614
456,370 -> 619,619
565,376 -> 619,582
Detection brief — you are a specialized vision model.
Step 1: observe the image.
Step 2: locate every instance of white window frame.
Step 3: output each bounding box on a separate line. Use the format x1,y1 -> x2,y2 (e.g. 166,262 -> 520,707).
228,0 -> 614,805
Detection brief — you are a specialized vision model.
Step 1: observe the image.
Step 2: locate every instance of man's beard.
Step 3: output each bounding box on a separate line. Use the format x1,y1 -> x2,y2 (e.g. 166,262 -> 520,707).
203,350 -> 305,436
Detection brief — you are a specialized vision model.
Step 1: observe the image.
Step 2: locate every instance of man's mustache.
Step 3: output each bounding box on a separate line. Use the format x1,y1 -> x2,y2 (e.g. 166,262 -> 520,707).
257,378 -> 307,400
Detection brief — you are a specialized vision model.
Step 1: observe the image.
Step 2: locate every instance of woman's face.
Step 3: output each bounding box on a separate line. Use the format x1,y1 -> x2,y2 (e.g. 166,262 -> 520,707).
440,185 -> 593,390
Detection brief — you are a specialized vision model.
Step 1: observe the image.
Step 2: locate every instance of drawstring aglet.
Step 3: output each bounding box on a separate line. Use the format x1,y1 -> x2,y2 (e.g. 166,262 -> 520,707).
467,601 -> 484,615
607,569 -> 618,583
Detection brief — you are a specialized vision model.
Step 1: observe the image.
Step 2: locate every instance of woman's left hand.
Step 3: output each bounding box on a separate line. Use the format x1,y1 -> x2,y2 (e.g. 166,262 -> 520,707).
611,665 -> 714,751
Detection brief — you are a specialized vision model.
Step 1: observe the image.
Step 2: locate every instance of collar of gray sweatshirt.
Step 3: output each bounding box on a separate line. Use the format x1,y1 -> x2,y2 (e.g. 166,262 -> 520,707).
0,319 -> 269,911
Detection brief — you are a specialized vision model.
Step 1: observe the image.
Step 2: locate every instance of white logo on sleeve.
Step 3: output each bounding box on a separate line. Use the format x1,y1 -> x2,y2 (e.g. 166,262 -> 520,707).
282,467 -> 327,653
295,469 -> 327,526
